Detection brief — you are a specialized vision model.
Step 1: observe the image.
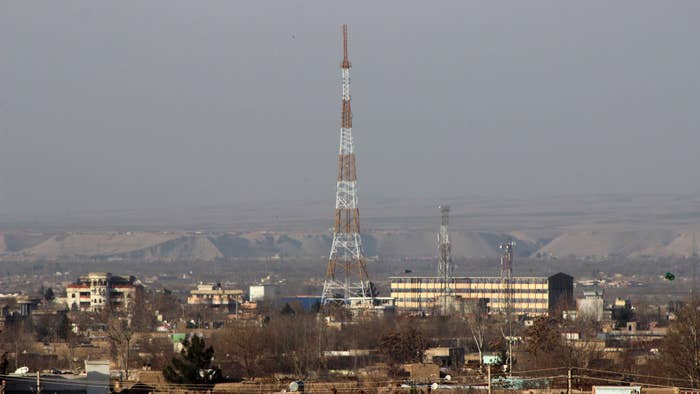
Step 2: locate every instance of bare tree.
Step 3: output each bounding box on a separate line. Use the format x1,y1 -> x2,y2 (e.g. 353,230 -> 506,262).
212,322 -> 269,380
521,316 -> 565,370
465,313 -> 487,369
107,317 -> 133,380
659,297 -> 700,387
65,328 -> 83,371
378,326 -> 427,366
0,320 -> 36,370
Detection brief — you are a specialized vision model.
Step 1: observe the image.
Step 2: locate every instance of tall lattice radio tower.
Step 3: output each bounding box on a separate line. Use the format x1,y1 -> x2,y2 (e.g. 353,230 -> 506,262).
321,25 -> 373,306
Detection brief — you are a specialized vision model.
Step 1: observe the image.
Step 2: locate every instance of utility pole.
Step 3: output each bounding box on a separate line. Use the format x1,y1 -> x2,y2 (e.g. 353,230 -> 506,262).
36,371 -> 40,394
568,368 -> 572,394
321,24 -> 373,307
487,365 -> 492,394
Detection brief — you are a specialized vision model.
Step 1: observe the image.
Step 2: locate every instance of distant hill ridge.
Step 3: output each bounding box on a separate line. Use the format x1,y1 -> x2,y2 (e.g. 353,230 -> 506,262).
0,229 -> 698,262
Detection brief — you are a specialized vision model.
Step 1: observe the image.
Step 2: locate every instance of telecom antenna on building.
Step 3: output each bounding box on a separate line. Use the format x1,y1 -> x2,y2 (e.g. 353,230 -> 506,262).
437,205 -> 454,308
500,240 -> 515,314
321,25 -> 373,307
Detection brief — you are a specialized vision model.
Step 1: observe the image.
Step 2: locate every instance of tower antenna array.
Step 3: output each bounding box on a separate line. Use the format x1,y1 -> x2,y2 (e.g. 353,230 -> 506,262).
500,240 -> 515,315
437,205 -> 454,309
321,25 -> 373,306
500,240 -> 516,375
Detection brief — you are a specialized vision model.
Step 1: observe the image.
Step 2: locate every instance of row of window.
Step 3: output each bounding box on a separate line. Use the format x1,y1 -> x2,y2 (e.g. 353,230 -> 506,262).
392,278 -> 548,285
394,296 -> 547,304
394,301 -> 548,314
392,288 -> 548,294
392,284 -> 547,290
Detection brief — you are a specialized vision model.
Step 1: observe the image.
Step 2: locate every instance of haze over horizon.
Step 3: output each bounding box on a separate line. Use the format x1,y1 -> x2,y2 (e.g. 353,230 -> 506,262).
1,1 -> 700,219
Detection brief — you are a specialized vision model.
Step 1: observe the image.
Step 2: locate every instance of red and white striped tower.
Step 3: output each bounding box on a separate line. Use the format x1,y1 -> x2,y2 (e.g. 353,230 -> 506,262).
321,25 -> 373,306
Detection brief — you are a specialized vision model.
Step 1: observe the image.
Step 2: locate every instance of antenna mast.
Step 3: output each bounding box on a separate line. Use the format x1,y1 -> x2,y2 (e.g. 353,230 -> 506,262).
500,241 -> 515,315
437,205 -> 454,312
500,240 -> 516,375
692,232 -> 697,298
321,25 -> 373,307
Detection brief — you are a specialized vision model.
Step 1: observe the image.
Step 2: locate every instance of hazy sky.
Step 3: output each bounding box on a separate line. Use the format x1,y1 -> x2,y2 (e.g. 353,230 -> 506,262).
1,1 -> 699,216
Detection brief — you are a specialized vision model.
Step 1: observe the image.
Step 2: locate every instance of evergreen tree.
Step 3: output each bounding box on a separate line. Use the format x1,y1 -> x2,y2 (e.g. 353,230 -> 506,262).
163,335 -> 220,384
44,287 -> 55,302
280,303 -> 295,316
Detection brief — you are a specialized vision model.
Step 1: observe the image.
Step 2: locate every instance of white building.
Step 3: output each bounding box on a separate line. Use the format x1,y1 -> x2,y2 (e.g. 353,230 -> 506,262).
249,285 -> 277,302
577,289 -> 605,321
66,272 -> 142,312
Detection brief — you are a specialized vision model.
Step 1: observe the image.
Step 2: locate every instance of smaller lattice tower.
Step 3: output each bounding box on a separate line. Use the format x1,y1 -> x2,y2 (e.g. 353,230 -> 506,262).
321,25 -> 373,307
437,206 -> 454,306
500,240 -> 515,314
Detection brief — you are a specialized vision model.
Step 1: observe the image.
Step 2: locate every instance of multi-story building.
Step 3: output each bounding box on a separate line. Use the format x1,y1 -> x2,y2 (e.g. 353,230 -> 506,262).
578,289 -> 605,321
249,284 -> 277,302
390,273 -> 573,317
66,272 -> 142,312
187,283 -> 243,311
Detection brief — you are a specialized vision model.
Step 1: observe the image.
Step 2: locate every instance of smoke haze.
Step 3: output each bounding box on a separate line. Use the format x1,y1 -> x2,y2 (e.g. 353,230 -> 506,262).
1,1 -> 699,221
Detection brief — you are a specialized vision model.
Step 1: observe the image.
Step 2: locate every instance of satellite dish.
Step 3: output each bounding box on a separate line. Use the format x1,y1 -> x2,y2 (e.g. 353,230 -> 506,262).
445,374 -> 452,381
431,383 -> 439,391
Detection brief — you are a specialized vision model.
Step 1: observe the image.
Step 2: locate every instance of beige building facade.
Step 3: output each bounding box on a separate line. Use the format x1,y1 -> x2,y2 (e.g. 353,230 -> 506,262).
187,283 -> 243,309
390,273 -> 573,317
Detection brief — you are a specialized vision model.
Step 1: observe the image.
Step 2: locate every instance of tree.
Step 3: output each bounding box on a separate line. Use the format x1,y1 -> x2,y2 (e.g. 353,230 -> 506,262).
56,314 -> 71,340
268,314 -> 320,377
65,328 -> 83,371
135,336 -> 175,371
521,316 -> 603,372
521,317 -> 564,370
164,335 -> 220,384
0,352 -> 8,375
379,326 -> 426,365
152,288 -> 182,322
280,303 -> 296,316
44,287 -> 55,303
465,307 -> 488,368
659,297 -> 700,386
212,323 -> 270,380
35,313 -> 70,343
368,281 -> 380,297
1,320 -> 36,370
107,317 -> 133,380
